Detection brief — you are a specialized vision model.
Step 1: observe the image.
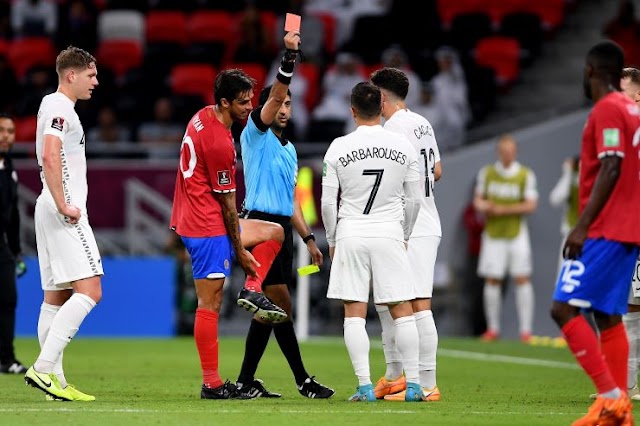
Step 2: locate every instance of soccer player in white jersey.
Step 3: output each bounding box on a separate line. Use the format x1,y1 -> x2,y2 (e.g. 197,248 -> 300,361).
321,82 -> 424,402
370,67 -> 442,401
24,46 -> 100,402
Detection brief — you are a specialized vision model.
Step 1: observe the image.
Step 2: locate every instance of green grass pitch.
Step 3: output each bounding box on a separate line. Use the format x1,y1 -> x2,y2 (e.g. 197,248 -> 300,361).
0,336 -> 636,425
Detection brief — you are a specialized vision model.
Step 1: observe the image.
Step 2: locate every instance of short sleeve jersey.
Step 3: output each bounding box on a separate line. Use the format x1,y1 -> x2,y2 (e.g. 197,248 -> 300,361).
384,109 -> 441,238
580,91 -> 640,243
170,106 -> 237,238
240,109 -> 298,217
36,92 -> 88,213
322,125 -> 420,241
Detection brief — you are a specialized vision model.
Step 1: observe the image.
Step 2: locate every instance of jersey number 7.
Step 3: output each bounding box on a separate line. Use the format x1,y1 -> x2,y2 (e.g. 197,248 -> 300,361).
362,169 -> 384,214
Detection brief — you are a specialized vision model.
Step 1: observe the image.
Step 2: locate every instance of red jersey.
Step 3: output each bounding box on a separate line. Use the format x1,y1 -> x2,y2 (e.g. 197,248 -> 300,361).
579,91 -> 640,244
170,106 -> 237,237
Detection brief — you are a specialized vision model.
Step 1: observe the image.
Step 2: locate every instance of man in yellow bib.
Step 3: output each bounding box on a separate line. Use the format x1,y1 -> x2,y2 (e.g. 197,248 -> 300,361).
474,134 -> 538,343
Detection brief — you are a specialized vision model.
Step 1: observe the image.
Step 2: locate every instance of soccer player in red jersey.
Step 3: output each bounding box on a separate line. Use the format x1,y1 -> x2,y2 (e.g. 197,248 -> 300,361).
550,40 -> 640,425
171,35 -> 300,397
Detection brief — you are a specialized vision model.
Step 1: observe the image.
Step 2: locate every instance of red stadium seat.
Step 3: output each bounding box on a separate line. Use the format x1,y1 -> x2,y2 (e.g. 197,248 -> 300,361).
7,37 -> 56,80
297,62 -> 320,111
96,40 -> 143,79
186,11 -> 237,64
170,63 -> 217,104
474,36 -> 521,87
145,11 -> 188,45
14,115 -> 37,143
437,0 -> 486,29
487,0 -> 528,28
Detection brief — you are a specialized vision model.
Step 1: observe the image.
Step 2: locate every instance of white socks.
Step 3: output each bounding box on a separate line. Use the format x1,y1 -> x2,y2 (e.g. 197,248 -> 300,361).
394,315 -> 419,385
35,294 -> 96,374
624,310 -> 640,389
344,317 -> 371,386
483,283 -> 501,333
38,303 -> 67,386
375,305 -> 403,379
515,282 -> 534,334
415,309 -> 438,388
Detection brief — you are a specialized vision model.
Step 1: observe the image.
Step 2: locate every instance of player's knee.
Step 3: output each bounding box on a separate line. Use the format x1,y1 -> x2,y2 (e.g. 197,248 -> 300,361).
550,302 -> 573,326
270,223 -> 284,243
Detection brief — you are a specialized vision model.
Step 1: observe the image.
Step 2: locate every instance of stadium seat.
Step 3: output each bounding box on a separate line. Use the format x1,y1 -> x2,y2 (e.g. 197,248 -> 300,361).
96,40 -> 143,80
185,10 -> 237,65
144,11 -> 188,70
486,0 -> 528,28
297,62 -> 320,111
446,12 -> 493,53
97,9 -> 145,44
474,36 -> 521,88
522,0 -> 566,31
14,115 -> 37,143
500,12 -> 543,61
7,37 -> 56,80
436,0 -> 486,29
169,63 -> 217,104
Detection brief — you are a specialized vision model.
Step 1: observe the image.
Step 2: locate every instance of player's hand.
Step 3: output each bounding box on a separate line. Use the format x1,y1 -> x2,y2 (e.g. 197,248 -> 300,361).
328,246 -> 335,261
306,240 -> 323,266
563,225 -> 588,259
562,158 -> 574,172
487,203 -> 506,217
59,204 -> 81,224
284,30 -> 301,50
475,199 -> 491,213
237,248 -> 259,278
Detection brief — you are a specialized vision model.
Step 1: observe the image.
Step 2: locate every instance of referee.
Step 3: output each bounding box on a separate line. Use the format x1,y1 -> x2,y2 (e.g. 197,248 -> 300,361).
0,113 -> 27,374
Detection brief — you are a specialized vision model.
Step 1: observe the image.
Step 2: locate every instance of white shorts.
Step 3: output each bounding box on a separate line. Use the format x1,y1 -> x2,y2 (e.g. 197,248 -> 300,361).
407,235 -> 440,299
628,258 -> 640,306
477,226 -> 532,280
35,199 -> 103,290
327,236 -> 415,304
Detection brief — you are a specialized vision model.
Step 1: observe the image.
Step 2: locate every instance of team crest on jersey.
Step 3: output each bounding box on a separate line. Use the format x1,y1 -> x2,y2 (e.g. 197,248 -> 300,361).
51,117 -> 64,131
218,170 -> 231,185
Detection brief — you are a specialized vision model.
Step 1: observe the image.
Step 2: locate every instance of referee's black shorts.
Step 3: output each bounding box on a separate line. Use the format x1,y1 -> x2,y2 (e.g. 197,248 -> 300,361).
240,210 -> 293,287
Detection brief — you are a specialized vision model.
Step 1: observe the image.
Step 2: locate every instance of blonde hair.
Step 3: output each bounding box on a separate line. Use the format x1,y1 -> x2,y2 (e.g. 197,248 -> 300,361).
55,46 -> 96,77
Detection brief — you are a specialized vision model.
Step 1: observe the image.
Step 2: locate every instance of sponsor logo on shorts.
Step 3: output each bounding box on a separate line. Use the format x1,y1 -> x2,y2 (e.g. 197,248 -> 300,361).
51,117 -> 64,131
224,259 -> 229,269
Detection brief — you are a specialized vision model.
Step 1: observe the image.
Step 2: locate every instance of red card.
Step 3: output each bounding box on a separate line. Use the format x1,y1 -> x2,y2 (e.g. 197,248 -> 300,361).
284,13 -> 301,32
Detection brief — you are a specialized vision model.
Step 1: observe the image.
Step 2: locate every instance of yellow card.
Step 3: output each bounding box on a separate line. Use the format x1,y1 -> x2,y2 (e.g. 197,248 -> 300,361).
297,264 -> 320,276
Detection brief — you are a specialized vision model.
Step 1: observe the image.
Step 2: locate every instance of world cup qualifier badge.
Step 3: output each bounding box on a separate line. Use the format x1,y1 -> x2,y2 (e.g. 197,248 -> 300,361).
217,170 -> 231,185
51,117 -> 65,131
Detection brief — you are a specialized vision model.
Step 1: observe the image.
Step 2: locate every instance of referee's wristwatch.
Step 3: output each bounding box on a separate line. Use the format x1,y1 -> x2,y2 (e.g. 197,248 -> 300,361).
302,233 -> 316,244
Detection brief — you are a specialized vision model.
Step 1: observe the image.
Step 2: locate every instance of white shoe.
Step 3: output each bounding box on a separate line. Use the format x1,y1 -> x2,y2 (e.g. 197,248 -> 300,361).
629,384 -> 640,401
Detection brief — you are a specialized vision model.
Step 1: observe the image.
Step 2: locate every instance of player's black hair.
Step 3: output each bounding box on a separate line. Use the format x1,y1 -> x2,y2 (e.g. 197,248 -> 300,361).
214,69 -> 256,105
258,85 -> 292,107
0,112 -> 14,120
587,40 -> 624,83
369,67 -> 409,100
351,81 -> 381,119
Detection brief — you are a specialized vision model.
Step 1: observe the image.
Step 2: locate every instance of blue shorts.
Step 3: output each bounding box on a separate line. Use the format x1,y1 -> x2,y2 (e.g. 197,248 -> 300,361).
552,238 -> 639,315
181,235 -> 235,279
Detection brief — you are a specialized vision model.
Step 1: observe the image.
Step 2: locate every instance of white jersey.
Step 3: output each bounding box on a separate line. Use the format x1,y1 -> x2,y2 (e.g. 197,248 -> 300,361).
36,92 -> 88,213
322,124 -> 420,241
384,109 -> 442,237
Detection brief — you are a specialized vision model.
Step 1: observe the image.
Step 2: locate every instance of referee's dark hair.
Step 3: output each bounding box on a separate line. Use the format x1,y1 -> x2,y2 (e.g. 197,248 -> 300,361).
258,85 -> 292,107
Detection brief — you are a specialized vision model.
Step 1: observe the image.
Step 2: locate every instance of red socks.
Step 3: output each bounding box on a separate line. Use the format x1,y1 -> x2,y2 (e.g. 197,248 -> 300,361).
600,322 -> 629,391
194,308 -> 222,388
244,239 -> 282,292
562,315 -> 618,394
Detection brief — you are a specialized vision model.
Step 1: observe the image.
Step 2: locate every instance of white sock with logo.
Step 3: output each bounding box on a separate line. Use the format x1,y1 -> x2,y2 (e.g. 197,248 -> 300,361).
343,317 -> 371,386
37,303 -> 67,386
375,305 -> 403,380
35,294 -> 96,374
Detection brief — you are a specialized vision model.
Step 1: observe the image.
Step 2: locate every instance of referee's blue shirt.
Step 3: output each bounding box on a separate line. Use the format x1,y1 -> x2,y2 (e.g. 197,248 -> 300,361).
240,108 -> 297,217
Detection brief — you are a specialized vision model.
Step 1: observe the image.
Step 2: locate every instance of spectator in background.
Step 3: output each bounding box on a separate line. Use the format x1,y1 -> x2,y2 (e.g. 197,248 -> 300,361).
137,97 -> 184,144
87,106 -> 130,144
311,52 -> 366,136
10,0 -> 58,39
428,46 -> 470,151
602,0 -> 640,67
57,0 -> 98,53
15,66 -> 56,117
412,82 -> 443,139
474,134 -> 538,343
232,3 -> 275,69
380,45 -> 422,111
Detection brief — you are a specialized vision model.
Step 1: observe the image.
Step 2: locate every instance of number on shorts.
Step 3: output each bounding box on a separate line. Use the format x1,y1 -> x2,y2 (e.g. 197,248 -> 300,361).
362,169 -> 384,214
